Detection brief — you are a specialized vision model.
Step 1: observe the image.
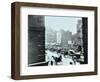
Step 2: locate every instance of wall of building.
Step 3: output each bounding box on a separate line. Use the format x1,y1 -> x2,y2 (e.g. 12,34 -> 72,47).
28,15 -> 45,65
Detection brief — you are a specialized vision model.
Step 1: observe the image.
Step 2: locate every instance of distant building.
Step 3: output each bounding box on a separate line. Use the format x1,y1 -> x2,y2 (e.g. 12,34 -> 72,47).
71,19 -> 83,50
77,20 -> 83,45
72,33 -> 78,44
57,31 -> 62,44
46,28 -> 73,49
45,27 -> 57,45
60,30 -> 72,48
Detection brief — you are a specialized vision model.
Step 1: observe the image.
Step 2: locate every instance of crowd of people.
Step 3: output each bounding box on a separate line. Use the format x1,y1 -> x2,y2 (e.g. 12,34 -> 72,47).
45,44 -> 84,66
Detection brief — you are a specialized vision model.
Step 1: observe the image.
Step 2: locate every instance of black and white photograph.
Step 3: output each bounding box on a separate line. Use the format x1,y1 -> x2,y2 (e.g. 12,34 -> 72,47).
28,15 -> 88,66
11,2 -> 97,79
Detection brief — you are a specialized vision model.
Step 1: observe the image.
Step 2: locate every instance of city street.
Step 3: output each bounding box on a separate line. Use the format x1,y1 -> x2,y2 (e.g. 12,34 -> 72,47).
45,50 -> 80,66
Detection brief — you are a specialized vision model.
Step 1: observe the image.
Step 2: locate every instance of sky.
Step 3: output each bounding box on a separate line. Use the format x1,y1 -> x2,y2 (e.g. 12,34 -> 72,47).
45,16 -> 82,34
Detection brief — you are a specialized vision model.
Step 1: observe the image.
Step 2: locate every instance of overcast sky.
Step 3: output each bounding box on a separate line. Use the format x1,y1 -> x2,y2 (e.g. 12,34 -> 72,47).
45,16 -> 82,34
